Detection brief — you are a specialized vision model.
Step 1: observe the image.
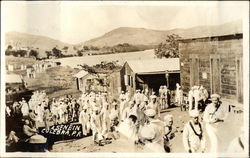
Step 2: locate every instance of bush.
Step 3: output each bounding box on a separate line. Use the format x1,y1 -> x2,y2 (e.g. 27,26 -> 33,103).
77,50 -> 83,56
29,49 -> 39,58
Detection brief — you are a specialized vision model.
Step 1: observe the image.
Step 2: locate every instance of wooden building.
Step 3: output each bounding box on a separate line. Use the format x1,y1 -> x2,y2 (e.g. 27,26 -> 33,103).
179,33 -> 243,103
74,70 -> 108,93
6,74 -> 33,104
74,70 -> 95,93
120,58 -> 180,96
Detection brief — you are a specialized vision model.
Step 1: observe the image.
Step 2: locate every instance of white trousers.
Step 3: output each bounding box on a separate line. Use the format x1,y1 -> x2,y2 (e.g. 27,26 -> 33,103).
206,123 -> 218,153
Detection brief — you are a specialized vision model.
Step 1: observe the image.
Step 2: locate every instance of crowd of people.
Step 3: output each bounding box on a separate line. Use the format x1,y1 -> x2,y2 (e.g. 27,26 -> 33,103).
5,84 -> 245,153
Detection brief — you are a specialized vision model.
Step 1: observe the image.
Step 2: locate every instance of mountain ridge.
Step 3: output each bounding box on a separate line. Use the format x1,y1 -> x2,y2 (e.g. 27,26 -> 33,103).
83,20 -> 242,47
5,20 -> 242,56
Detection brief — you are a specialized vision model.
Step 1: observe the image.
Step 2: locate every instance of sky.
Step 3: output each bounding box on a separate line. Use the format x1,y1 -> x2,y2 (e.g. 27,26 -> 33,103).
2,1 -> 248,44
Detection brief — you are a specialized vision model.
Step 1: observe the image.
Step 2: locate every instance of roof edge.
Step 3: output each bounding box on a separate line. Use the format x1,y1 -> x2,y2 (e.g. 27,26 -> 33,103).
178,33 -> 243,42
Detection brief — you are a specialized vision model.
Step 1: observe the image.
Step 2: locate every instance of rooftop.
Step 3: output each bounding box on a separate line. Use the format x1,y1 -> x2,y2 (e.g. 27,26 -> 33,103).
178,33 -> 243,43
6,74 -> 23,84
125,58 -> 180,75
74,70 -> 89,78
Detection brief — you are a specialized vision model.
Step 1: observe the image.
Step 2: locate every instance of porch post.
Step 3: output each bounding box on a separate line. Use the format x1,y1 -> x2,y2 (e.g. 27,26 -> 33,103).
165,72 -> 169,88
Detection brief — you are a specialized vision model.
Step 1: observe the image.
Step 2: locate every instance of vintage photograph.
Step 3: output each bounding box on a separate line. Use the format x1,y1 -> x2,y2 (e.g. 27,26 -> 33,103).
1,1 -> 249,157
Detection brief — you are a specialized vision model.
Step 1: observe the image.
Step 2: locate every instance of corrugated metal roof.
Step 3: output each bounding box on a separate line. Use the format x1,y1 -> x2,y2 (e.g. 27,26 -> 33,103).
6,74 -> 23,83
126,58 -> 180,74
74,70 -> 89,78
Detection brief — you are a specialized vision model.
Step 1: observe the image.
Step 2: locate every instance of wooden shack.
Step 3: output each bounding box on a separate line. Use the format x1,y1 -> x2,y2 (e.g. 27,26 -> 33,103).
179,33 -> 243,103
120,58 -> 180,96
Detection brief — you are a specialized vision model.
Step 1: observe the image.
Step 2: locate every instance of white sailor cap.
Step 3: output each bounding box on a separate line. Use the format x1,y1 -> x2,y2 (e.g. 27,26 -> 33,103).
189,110 -> 199,118
150,95 -> 157,99
83,105 -> 88,110
143,97 -> 149,102
211,94 -> 221,99
144,109 -> 156,117
164,114 -> 173,122
139,125 -> 155,140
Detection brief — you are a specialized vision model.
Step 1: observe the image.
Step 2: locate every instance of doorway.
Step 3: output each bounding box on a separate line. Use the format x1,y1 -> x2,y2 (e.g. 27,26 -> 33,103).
210,57 -> 221,94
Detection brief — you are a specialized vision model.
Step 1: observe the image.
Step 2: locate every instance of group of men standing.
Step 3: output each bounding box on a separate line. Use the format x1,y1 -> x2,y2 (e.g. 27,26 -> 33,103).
78,92 -> 120,146
5,83 -> 245,153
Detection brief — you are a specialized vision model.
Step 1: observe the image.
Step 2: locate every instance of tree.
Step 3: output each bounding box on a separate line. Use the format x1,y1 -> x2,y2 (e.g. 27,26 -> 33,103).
52,47 -> 63,58
155,34 -> 181,58
83,46 -> 89,51
5,45 -> 14,56
17,50 -> 27,57
7,45 -> 13,50
62,46 -> 69,50
78,61 -> 121,74
76,50 -> 83,56
45,51 -> 52,59
79,64 -> 96,74
29,49 -> 39,59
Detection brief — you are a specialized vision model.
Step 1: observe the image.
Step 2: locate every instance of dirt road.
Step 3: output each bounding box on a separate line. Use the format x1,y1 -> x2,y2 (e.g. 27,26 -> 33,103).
51,106 -> 243,153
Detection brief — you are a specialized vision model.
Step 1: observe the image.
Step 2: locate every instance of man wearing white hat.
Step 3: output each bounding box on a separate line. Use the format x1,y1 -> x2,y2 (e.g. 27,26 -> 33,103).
163,114 -> 176,152
137,98 -> 148,127
79,105 -> 90,136
175,83 -> 181,103
110,100 -> 120,124
149,91 -> 157,101
100,98 -> 111,139
125,90 -> 130,102
183,110 -> 205,153
121,101 -> 135,121
203,94 -> 228,153
119,96 -> 127,121
198,85 -> 209,112
119,91 -> 126,102
159,86 -> 165,109
90,106 -> 103,146
147,95 -> 161,118
133,89 -> 142,105
163,86 -> 170,109
139,109 -> 165,152
21,99 -> 29,117
188,86 -> 200,111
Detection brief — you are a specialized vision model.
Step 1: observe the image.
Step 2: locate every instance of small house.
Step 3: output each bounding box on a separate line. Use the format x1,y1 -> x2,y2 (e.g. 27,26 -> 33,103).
6,74 -> 25,93
74,70 -> 107,93
120,58 -> 180,96
74,70 -> 94,93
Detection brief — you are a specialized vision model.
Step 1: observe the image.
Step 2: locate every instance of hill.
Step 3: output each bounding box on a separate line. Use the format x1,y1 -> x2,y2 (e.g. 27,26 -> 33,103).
5,20 -> 242,56
83,20 -> 242,47
5,32 -> 74,57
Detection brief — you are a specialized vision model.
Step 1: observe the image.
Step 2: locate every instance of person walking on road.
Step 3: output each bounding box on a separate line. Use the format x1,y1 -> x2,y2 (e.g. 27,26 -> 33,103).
203,94 -> 228,153
183,110 -> 205,153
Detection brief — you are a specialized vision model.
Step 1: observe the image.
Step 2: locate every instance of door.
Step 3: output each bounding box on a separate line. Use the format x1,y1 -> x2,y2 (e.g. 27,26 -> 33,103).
236,57 -> 243,103
210,57 -> 221,94
76,78 -> 79,90
190,56 -> 199,87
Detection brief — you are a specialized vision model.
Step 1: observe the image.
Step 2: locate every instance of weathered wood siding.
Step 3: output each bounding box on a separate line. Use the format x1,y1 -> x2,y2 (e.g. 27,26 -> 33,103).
179,34 -> 243,102
120,62 -> 136,96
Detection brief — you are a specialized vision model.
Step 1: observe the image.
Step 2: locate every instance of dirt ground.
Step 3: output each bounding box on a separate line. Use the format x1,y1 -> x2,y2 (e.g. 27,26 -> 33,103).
51,106 -> 244,153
